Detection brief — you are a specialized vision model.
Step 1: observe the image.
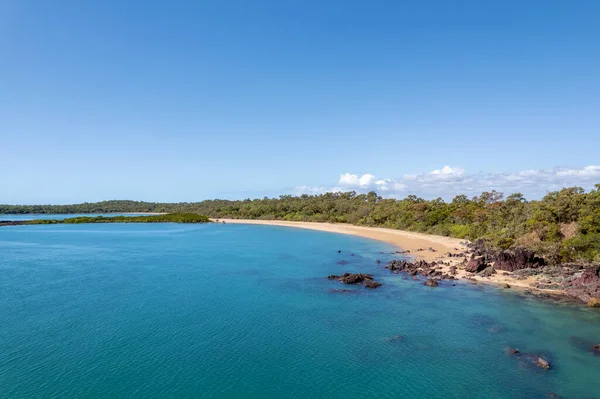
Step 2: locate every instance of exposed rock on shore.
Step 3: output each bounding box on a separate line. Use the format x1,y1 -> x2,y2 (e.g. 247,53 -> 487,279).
465,257 -> 486,273
494,248 -> 546,272
565,266 -> 600,304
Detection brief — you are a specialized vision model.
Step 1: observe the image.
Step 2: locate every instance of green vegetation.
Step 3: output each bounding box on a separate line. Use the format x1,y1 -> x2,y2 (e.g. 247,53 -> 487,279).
7,213 -> 210,226
2,185 -> 599,263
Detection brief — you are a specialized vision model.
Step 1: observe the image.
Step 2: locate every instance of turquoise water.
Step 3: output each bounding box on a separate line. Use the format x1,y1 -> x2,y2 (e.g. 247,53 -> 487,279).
1,222 -> 599,398
0,213 -> 152,221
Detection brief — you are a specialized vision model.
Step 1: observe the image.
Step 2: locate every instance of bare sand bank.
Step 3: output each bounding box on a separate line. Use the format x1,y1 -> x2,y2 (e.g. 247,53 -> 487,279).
217,219 -> 561,295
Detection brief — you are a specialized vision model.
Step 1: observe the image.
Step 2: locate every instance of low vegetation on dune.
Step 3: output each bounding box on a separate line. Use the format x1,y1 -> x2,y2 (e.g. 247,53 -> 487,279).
1,185 -> 599,263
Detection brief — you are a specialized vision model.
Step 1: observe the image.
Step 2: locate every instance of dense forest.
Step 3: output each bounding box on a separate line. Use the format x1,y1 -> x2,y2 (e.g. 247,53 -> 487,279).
0,213 -> 210,226
2,185 -> 599,263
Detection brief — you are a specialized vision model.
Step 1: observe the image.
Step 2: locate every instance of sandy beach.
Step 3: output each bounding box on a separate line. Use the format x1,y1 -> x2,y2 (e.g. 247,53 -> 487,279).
218,219 -> 560,295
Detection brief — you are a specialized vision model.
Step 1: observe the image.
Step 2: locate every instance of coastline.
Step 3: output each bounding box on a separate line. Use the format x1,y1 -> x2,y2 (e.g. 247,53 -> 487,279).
217,219 -> 566,297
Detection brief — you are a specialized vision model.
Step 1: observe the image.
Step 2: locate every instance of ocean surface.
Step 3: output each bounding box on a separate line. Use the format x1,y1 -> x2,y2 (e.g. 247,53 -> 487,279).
1,220 -> 599,398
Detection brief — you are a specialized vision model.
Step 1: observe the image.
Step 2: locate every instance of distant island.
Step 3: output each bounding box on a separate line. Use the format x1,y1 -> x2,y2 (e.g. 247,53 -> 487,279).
0,213 -> 210,226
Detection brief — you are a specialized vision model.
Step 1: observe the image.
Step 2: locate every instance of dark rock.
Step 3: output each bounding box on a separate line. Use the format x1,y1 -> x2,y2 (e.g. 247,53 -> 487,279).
336,260 -> 349,265
479,266 -> 496,278
428,247 -> 437,252
328,273 -> 382,289
565,265 -> 600,303
467,239 -> 489,256
338,250 -> 341,253
423,279 -> 438,287
449,265 -> 457,275
340,273 -> 372,284
465,257 -> 486,273
376,259 -> 381,264
503,283 -> 511,289
364,280 -> 382,289
494,247 -> 545,272
593,344 -> 600,354
572,265 -> 600,285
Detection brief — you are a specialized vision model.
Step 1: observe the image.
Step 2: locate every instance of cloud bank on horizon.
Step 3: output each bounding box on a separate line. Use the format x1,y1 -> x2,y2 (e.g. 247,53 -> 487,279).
295,165 -> 600,199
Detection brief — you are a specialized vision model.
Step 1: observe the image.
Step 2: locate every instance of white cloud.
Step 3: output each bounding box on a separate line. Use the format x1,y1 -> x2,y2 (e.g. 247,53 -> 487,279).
294,186 -> 328,195
337,173 -> 407,194
294,165 -> 600,199
555,165 -> 600,177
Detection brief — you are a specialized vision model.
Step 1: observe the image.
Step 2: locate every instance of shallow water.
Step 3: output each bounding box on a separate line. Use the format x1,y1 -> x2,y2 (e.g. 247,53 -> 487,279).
1,222 -> 599,398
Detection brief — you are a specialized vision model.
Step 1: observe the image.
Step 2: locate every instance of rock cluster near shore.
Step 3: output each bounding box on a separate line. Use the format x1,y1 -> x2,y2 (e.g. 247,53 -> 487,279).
328,273 -> 382,289
381,238 -> 600,305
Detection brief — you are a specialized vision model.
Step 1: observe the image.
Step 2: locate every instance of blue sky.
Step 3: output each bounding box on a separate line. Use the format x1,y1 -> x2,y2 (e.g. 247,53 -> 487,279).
1,0 -> 599,203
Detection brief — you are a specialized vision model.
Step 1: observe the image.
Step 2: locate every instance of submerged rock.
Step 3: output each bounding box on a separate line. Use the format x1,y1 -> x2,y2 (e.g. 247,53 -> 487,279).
536,357 -> 551,370
329,289 -> 355,294
423,279 -> 438,287
387,335 -> 403,342
364,280 -> 382,289
506,347 -> 520,355
593,344 -> 600,354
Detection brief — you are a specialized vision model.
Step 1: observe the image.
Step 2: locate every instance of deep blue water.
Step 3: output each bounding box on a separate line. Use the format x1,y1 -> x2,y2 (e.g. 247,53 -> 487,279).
1,222 -> 599,398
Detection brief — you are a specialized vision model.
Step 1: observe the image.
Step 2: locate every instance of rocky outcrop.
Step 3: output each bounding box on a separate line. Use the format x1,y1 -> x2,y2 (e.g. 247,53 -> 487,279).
494,248 -> 546,272
364,280 -> 382,289
479,266 -> 496,277
465,257 -> 486,273
328,273 -> 382,289
328,273 -> 372,284
565,265 -> 600,303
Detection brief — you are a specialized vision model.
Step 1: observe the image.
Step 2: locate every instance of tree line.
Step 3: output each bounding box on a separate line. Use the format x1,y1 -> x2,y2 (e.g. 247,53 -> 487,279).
1,185 -> 599,263
0,213 -> 210,226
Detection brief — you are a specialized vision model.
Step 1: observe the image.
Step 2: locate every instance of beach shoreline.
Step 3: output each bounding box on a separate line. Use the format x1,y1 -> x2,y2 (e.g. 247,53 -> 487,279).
217,218 -> 567,297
